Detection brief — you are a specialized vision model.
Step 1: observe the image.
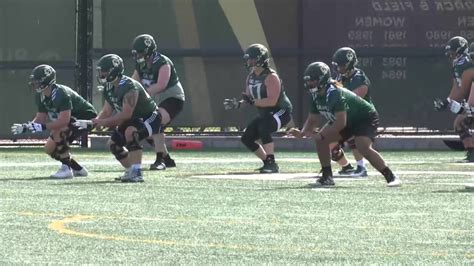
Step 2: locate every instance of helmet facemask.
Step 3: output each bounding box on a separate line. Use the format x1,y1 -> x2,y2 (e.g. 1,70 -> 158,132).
29,65 -> 56,93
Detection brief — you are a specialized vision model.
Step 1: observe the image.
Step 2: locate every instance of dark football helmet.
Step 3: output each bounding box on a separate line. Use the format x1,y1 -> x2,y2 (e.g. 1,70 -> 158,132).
29,64 -> 56,93
96,54 -> 124,85
332,47 -> 358,72
131,34 -> 157,64
243,43 -> 269,69
303,62 -> 332,90
445,36 -> 468,60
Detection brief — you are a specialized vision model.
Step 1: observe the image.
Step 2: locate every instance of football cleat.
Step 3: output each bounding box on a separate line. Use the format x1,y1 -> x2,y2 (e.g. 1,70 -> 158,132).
351,165 -> 368,177
338,164 -> 355,175
387,176 -> 402,187
121,168 -> 144,183
260,162 -> 279,173
456,150 -> 474,163
313,176 -> 335,187
73,167 -> 88,177
50,164 -> 73,179
149,161 -> 166,171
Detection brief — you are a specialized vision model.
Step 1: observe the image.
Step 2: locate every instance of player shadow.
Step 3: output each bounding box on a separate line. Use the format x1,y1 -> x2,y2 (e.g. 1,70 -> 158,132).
432,188 -> 474,193
53,180 -> 124,185
0,176 -> 53,181
258,183 -> 350,191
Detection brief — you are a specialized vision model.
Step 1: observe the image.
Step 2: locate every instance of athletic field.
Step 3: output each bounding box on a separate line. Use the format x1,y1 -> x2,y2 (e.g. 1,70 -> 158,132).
0,148 -> 472,264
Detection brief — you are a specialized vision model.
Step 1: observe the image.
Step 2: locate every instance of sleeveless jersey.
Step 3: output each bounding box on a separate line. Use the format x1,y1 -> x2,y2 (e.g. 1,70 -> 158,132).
309,84 -> 376,128
135,52 -> 185,102
102,75 -> 157,120
35,83 -> 96,120
247,68 -> 292,116
336,68 -> 372,104
452,54 -> 474,88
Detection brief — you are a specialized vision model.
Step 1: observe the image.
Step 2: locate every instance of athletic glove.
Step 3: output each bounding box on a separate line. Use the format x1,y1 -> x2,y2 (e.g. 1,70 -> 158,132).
434,98 -> 465,114
434,98 -> 448,111
241,93 -> 255,105
11,123 -> 28,135
26,122 -> 46,133
223,98 -> 241,110
72,119 -> 94,130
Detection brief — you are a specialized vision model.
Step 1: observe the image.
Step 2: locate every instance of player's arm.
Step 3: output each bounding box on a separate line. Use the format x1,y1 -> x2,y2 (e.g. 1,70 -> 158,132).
461,68 -> 474,106
319,111 -> 346,140
97,90 -> 138,128
95,101 -> 114,120
146,65 -> 171,96
301,113 -> 320,137
352,85 -> 368,98
131,69 -> 140,82
254,73 -> 280,107
31,112 -> 48,124
44,110 -> 71,130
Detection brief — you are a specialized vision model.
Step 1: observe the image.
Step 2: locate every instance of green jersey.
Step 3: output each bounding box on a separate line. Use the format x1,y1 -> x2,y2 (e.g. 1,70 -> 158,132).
452,54 -> 474,88
102,75 -> 157,120
336,68 -> 372,104
309,84 -> 376,128
35,84 -> 96,120
136,52 -> 185,102
247,68 -> 293,116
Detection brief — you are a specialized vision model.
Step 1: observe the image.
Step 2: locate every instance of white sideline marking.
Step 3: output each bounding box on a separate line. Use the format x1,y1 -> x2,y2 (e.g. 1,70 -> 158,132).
192,172 -> 368,181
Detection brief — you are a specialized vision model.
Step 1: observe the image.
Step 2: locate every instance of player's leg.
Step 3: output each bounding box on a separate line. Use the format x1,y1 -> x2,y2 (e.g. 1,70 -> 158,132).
241,117 -> 267,169
45,129 -> 74,179
257,110 -> 291,173
349,138 -> 367,177
454,114 -> 474,162
314,132 -> 343,186
150,99 -> 183,170
331,142 -> 355,175
122,126 -> 144,182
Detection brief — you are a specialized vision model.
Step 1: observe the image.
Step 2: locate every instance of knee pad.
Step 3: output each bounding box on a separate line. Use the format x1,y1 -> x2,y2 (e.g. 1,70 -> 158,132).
50,134 -> 70,160
331,144 -> 344,162
111,129 -> 126,147
456,124 -> 471,140
347,138 -> 357,149
125,131 -> 143,152
109,143 -> 128,161
241,133 -> 259,152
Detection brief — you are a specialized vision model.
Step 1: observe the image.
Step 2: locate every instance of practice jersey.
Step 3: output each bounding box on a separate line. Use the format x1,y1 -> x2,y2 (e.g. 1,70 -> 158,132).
247,68 -> 293,116
135,52 -> 185,102
102,75 -> 157,120
452,54 -> 474,88
35,83 -> 96,120
336,68 -> 372,104
309,84 -> 376,128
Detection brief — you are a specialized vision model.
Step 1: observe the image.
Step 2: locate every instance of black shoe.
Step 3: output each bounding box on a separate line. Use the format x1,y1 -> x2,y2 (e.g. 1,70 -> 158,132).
456,150 -> 474,163
260,162 -> 279,173
338,164 -> 355,175
314,176 -> 335,186
150,160 -> 166,170
164,157 -> 176,168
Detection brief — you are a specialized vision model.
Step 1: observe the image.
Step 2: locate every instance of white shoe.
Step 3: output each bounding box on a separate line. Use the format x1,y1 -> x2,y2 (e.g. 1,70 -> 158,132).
51,164 -> 73,179
115,169 -> 130,181
121,168 -> 144,183
465,183 -> 474,190
73,167 -> 88,177
387,176 -> 402,187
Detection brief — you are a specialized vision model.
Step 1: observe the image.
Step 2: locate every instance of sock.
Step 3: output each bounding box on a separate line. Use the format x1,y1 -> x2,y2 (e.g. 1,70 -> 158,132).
59,157 -> 72,168
342,163 -> 353,170
266,154 -> 275,164
69,158 -> 83,171
356,160 -> 365,167
132,164 -> 141,171
155,152 -> 164,162
381,167 -> 395,183
322,166 -> 332,178
164,153 -> 171,160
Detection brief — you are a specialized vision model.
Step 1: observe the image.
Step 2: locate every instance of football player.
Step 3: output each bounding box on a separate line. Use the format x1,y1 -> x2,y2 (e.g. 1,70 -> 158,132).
224,44 -> 293,173
290,62 -> 400,187
131,34 -> 185,171
330,47 -> 373,177
11,64 -> 97,178
434,36 -> 474,162
93,54 -> 162,182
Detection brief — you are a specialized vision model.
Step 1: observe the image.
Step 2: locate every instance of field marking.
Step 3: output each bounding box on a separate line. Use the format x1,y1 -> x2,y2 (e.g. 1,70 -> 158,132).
11,211 -> 471,258
6,211 -> 465,259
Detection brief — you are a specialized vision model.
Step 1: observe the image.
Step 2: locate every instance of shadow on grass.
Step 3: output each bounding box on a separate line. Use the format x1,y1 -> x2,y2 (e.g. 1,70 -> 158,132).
432,188 -> 474,193
0,176 -> 52,181
259,184 -> 350,191
53,180 -> 124,185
